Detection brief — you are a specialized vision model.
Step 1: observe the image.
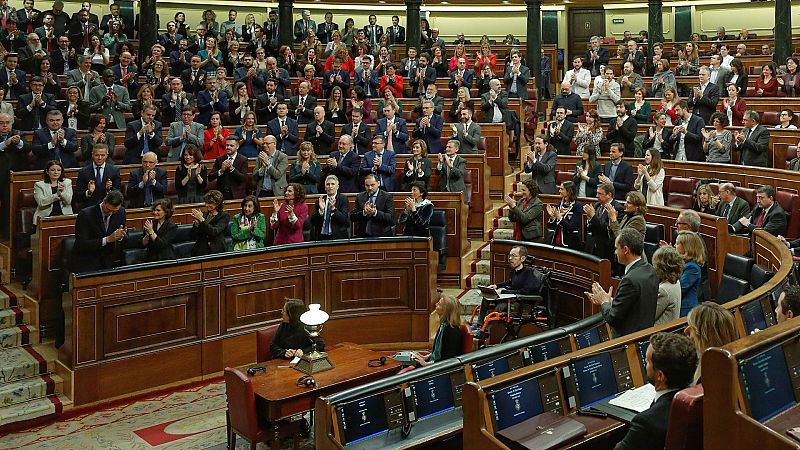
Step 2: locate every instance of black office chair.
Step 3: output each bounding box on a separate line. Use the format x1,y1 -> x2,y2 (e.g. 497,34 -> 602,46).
716,253 -> 754,304
429,209 -> 448,272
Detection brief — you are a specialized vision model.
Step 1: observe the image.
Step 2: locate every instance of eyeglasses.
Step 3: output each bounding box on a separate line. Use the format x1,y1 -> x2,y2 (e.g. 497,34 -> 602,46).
676,221 -> 688,226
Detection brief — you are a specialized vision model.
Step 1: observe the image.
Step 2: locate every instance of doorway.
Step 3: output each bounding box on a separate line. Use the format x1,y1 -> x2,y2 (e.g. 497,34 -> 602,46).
568,9 -> 606,64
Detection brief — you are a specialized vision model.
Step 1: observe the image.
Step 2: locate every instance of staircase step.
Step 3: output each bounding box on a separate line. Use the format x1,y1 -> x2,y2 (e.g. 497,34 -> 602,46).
0,374 -> 61,407
0,325 -> 36,349
0,286 -> 17,310
489,228 -> 514,241
458,289 -> 484,317
0,307 -> 28,330
479,243 -> 492,260
474,259 -> 491,275
0,394 -> 64,429
466,274 -> 491,289
0,346 -> 50,383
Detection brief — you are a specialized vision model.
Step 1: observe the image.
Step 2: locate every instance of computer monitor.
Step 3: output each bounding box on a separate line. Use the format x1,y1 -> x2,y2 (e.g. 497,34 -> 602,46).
570,352 -> 618,408
739,344 -> 796,422
574,324 -> 609,350
636,339 -> 650,374
410,372 -> 456,420
488,376 -> 544,431
337,392 -> 390,445
525,336 -> 571,364
472,353 -> 525,382
740,300 -> 769,335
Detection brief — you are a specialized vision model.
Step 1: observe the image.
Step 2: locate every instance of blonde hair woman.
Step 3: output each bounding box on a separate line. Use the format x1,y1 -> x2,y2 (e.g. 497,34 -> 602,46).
686,302 -> 737,383
634,149 -> 665,206
413,294 -> 464,366
676,231 -> 705,317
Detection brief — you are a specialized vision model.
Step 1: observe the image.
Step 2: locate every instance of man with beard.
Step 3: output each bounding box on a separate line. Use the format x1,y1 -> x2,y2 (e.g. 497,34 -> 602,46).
450,107 -> 481,154
551,80 -> 583,122
606,101 -> 638,158
18,32 -> 48,74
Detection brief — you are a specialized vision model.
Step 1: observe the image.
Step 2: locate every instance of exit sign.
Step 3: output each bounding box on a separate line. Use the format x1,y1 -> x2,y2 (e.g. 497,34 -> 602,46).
612,18 -> 624,24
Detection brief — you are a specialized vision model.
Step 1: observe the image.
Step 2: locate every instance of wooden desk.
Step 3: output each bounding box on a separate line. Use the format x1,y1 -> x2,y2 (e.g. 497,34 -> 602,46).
248,343 -> 401,449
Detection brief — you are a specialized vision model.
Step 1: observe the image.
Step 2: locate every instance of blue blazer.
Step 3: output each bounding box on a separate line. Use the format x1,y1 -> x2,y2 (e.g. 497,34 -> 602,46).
448,69 -> 474,92
266,117 -> 299,156
412,114 -> 444,154
548,200 -> 583,250
195,89 -> 229,126
360,150 -> 398,192
0,68 -> 27,100
354,70 -> 379,98
32,127 -> 79,168
375,116 -> 409,154
679,260 -> 701,317
111,64 -> 139,97
126,167 -> 168,209
324,150 -> 360,193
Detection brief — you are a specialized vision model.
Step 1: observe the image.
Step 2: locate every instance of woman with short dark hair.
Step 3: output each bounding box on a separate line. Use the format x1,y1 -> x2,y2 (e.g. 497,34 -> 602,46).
175,145 -> 207,205
547,181 -> 583,249
80,114 -> 116,163
271,299 -> 326,359
231,195 -> 266,250
190,190 -> 231,256
399,181 -> 434,237
142,198 -> 177,262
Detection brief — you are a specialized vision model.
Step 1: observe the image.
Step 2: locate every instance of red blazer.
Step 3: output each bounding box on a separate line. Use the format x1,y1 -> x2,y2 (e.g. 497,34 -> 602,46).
203,128 -> 231,160
755,77 -> 779,97
720,97 -> 747,126
378,75 -> 403,99
474,54 -> 496,72
271,202 -> 308,245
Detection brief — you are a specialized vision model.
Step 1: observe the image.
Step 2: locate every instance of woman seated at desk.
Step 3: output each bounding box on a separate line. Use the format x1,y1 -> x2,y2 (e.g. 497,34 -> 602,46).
271,299 -> 326,359
33,160 -> 73,226
685,302 -> 737,384
413,295 -> 464,367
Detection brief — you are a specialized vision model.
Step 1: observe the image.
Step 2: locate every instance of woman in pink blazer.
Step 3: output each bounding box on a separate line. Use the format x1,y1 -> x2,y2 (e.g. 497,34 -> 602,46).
270,183 -> 308,245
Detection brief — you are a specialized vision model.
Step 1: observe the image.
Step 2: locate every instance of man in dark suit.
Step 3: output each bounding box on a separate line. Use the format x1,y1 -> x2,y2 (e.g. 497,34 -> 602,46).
161,78 -> 195,126
256,79 -> 284,125
322,59 -> 350,97
315,12 -> 338,45
0,113 -> 29,231
15,76 -> 56,131
524,137 -> 558,195
74,143 -> 121,209
100,3 -> 132,37
436,140 -> 468,200
71,190 -> 127,273
733,110 -> 770,167
545,106 -> 574,156
480,79 -> 509,124
353,62 -> 378,98
686,66 -> 719,125
311,174 -> 351,240
208,136 -> 248,200
412,100 -> 444,154
360,135 -> 397,192
233,55 -> 266,98
123,104 -> 162,165
0,53 -> 28,100
375,103 -> 409,154
50,35 -> 75,75
408,53 -> 436,97
363,14 -> 383,49
266,102 -> 299,156
584,183 -> 622,260
288,81 -> 316,125
111,51 -> 138,98
386,15 -> 405,45
351,173 -> 394,238
159,21 -> 183,53
70,1 -> 99,25
32,110 -> 78,168
582,36 -> 610,78
305,106 -> 335,156
451,107 -> 482,154
196,77 -> 229,127
67,8 -> 98,52
169,39 -> 192,76
504,52 -> 530,100
180,56 -> 207,96
448,56 -> 474,96
606,101 -> 638,158
599,143 -> 633,201
15,0 -> 41,34
293,9 -> 316,43
614,333 -> 698,450
0,21 -> 27,53
342,108 -> 372,155
323,135 -> 360,193
731,185 -> 787,237
452,33 -> 471,45
668,100 -> 705,162
587,227 -> 659,336
126,153 -> 167,209
622,39 -> 645,75
716,183 -> 751,225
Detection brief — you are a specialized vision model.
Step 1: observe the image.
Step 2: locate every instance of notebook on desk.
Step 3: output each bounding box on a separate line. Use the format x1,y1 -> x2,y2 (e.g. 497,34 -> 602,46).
496,412 -> 587,450
478,286 -> 516,300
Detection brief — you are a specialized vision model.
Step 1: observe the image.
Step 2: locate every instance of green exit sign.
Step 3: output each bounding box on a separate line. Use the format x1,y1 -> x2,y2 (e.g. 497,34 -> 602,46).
612,18 -> 624,24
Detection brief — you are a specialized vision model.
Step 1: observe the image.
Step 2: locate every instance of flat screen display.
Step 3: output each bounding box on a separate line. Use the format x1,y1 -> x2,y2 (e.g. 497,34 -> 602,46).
741,301 -> 768,335
488,377 -> 544,431
575,326 -> 601,350
474,356 -> 511,382
571,352 -> 618,408
410,372 -> 456,420
528,338 -> 569,364
739,345 -> 796,422
338,393 -> 389,445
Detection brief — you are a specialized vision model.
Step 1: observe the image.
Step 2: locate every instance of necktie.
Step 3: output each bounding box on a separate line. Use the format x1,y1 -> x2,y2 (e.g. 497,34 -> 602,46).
299,96 -> 305,106
121,66 -> 127,79
247,76 -> 253,97
721,203 -> 731,221
174,96 -> 182,122
47,34 -> 52,53
144,174 -> 153,205
365,193 -> 377,236
107,86 -> 113,96
83,24 -> 89,48
756,210 -> 766,228
141,124 -> 149,156
322,198 -> 332,234
103,213 -> 110,232
62,50 -> 69,73
262,155 -> 273,190
26,10 -> 32,33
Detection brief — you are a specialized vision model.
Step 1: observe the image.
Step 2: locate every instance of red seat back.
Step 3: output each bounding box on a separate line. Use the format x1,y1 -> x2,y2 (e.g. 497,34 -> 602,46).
736,186 -> 756,206
664,385 -> 704,450
761,111 -> 781,126
666,177 -> 695,209
256,324 -> 280,362
776,190 -> 800,239
224,367 -> 262,441
460,323 -> 473,354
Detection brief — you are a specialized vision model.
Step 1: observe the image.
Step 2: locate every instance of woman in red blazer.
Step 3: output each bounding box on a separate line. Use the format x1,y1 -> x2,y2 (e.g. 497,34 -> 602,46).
270,183 -> 308,245
203,112 -> 231,160
720,84 -> 747,126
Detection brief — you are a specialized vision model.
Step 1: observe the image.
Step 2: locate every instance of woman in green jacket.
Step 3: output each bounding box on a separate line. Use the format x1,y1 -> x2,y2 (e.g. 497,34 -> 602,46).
230,195 -> 267,250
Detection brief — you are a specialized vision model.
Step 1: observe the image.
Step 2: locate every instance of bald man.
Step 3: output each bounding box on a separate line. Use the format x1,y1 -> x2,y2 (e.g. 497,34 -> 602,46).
551,80 -> 584,122
126,152 -> 167,208
305,105 -> 335,155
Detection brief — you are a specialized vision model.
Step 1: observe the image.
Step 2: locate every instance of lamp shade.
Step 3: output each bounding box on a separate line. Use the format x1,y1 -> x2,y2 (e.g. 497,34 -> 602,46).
300,304 -> 329,326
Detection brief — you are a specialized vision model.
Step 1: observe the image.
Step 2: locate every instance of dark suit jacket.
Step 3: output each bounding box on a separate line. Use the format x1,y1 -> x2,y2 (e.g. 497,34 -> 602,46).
196,89 -> 229,126
606,116 -> 638,157
191,211 -> 230,256
15,92 -> 57,131
311,193 -> 351,239
323,150 -> 360,193
479,90 -> 509,123
123,120 -> 163,164
341,122 -> 373,155
111,64 -> 139,97
436,154 -> 467,196
72,203 -> 127,272
15,8 -> 42,32
731,202 -> 787,237
583,47 -> 610,77
603,160 -> 634,201
549,201 -> 583,250
351,190 -> 395,237
126,167 -> 168,208
58,101 -> 90,130
716,196 -> 751,225
288,95 -> 317,124
642,127 -> 673,159
386,25 -> 405,45
32,127 -> 79,168
266,117 -> 299,156
687,82 -> 720,125
179,68 -> 206,95
734,125 -> 770,167
316,22 -> 339,44
413,114 -> 444,154
546,120 -> 574,155
408,66 -> 436,95
305,120 -> 335,155
503,65 -> 530,100
75,163 -> 122,208
587,200 -> 623,259
360,150 -> 398,192
208,153 -> 248,200
67,19 -> 99,51
613,390 -> 678,450
525,150 -> 558,195
50,47 -> 76,75
669,114 -> 706,162
375,116 -> 409,154
601,258 -> 659,336
143,219 -> 177,262
255,91 -> 284,124
449,69 -> 474,93
508,197 -> 543,241
0,68 -> 28,99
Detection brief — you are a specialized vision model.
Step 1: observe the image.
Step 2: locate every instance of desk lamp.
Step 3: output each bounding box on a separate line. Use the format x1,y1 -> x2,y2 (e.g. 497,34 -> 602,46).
296,304 -> 334,374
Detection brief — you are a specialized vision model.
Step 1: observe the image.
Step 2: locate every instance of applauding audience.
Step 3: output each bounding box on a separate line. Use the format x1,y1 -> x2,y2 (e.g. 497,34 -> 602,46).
231,195 -> 266,250
505,179 -> 543,242
270,183 -> 308,245
141,198 -> 177,262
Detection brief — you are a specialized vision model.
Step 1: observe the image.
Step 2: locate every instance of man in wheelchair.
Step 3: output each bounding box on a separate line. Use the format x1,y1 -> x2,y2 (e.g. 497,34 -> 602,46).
471,245 -> 544,338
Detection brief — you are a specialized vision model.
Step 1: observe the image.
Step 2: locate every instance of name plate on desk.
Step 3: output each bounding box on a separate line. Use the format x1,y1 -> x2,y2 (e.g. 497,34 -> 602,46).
497,412 -> 587,450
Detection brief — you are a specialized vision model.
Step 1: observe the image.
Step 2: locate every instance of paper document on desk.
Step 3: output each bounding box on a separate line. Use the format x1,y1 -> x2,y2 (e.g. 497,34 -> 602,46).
608,383 -> 656,413
290,356 -> 301,364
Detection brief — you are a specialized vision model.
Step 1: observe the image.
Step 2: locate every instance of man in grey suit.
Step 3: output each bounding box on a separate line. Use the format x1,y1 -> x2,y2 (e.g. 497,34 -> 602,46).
451,107 -> 481,154
480,79 -> 508,124
253,135 -> 288,197
166,106 -> 204,161
88,69 -> 131,129
293,10 -> 316,43
66,55 -> 100,100
733,110 -> 770,167
436,140 -> 468,201
716,183 -> 751,225
587,227 -> 658,337
503,51 -> 530,100
524,137 -> 557,195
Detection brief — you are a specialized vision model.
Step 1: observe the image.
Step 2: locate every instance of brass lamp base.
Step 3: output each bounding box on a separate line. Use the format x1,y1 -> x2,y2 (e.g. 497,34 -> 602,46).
295,351 -> 334,375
